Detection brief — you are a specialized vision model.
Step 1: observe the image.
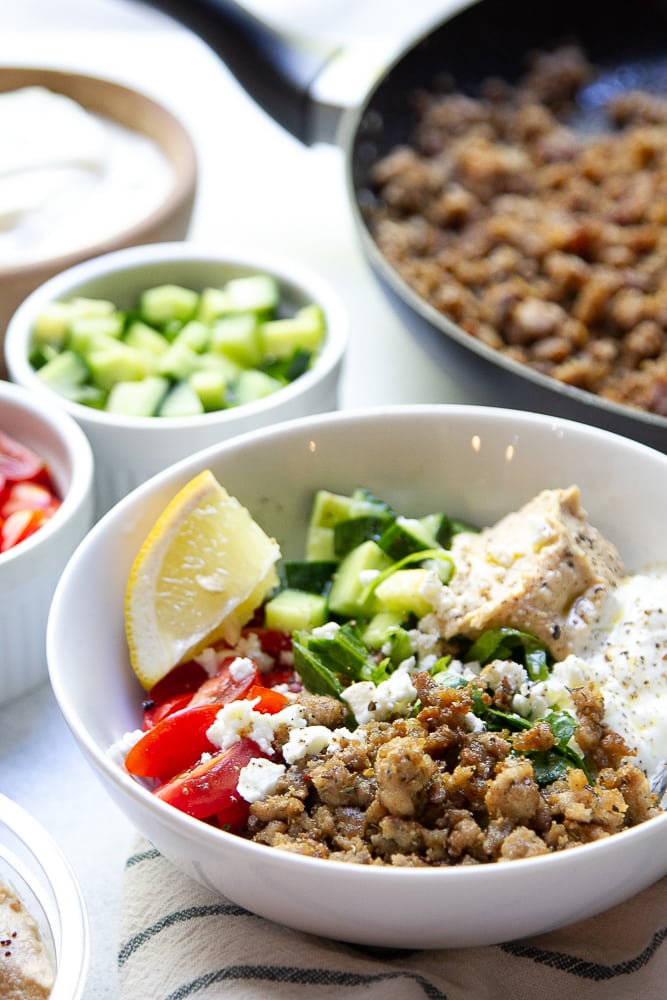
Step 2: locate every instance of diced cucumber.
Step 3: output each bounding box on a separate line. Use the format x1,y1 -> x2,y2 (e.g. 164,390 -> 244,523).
333,513 -> 395,557
189,368 -> 228,412
225,274 -> 279,314
306,525 -> 336,562
283,560 -> 337,595
260,304 -> 325,359
194,352 -> 241,380
419,512 -> 478,547
87,343 -> 150,391
373,568 -> 435,618
362,609 -> 407,649
173,320 -> 209,352
158,380 -> 205,417
327,540 -> 393,619
59,383 -> 108,408
210,314 -> 262,368
197,286 -> 233,324
377,516 -> 438,561
106,376 -> 169,416
157,341 -> 202,380
232,369 -> 283,406
124,321 -> 170,358
264,588 -> 328,632
68,322 -> 123,356
139,284 -> 199,327
36,349 -> 88,390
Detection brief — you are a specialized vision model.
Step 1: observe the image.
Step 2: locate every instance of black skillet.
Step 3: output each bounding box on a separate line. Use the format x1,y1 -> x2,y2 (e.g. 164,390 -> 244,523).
140,0 -> 667,452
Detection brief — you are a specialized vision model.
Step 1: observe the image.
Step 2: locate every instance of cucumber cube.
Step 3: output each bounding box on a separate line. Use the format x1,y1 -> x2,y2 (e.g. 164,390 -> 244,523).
124,321 -> 170,358
260,304 -> 325,359
232,369 -> 283,406
264,589 -> 328,631
173,320 -> 209,352
106,376 -> 169,416
373,568 -> 435,618
225,274 -> 279,313
189,368 -> 228,411
210,314 -> 262,367
158,380 -> 205,417
157,342 -> 202,380
139,284 -> 199,327
87,343 -> 150,391
197,286 -> 234,324
36,349 -> 88,390
327,540 -> 393,619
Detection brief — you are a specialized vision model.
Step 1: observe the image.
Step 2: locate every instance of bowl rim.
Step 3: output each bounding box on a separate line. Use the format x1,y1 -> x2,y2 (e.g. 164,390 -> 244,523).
0,379 -> 94,566
0,791 -> 89,999
47,403 -> 667,885
0,66 -> 197,281
4,241 -> 349,429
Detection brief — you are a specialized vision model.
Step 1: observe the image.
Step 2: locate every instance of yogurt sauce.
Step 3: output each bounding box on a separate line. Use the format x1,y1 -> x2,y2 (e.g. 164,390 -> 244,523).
520,566 -> 667,785
0,86 -> 174,267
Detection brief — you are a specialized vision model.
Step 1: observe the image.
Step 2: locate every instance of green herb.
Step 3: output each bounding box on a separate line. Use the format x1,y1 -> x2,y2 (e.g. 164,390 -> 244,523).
466,626 -> 551,681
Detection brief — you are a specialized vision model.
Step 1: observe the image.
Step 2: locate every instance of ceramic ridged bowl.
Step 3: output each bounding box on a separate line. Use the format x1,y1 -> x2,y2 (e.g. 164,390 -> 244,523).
0,792 -> 89,999
46,405 -> 667,949
0,380 -> 94,703
5,241 -> 349,519
0,66 -> 198,375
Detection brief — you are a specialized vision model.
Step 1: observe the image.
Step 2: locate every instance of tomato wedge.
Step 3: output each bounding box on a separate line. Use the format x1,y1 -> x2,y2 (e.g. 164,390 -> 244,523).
155,737 -> 267,820
188,656 -> 260,707
147,660 -> 208,704
125,703 -> 222,781
0,432 -> 44,482
245,684 -> 289,714
1,509 -> 47,552
1,481 -> 59,516
143,692 -> 193,730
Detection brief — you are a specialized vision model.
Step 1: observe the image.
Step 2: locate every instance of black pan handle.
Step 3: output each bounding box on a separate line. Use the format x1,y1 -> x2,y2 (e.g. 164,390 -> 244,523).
138,0 -> 344,144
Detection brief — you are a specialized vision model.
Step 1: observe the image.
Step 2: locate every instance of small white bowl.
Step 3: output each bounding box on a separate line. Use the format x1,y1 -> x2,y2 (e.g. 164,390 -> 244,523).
0,380 -> 94,703
5,242 -> 348,518
0,66 -> 198,373
46,405 -> 667,950
0,792 -> 89,1000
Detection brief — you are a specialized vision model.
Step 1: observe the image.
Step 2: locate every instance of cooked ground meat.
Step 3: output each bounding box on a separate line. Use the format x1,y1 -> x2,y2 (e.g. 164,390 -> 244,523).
244,676 -> 659,865
366,45 -> 667,416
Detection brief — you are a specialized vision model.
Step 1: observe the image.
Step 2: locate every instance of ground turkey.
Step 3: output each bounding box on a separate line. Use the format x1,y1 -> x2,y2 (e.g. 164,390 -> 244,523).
244,674 -> 658,866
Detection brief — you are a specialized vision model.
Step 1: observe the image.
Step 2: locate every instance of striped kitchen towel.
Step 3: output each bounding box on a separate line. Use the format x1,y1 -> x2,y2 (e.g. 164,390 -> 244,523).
119,837 -> 667,1000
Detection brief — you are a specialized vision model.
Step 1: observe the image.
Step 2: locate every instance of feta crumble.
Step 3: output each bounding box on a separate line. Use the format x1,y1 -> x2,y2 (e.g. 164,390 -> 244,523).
237,758 -> 286,803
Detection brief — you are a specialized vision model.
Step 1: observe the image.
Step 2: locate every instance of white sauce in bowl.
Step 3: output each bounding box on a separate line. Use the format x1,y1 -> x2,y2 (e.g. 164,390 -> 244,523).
0,86 -> 174,267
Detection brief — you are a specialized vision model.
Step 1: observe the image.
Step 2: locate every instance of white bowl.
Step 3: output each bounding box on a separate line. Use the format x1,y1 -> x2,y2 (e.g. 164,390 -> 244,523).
0,67 -> 198,374
0,380 -> 94,703
5,242 -> 348,518
0,792 -> 89,1000
46,405 -> 667,949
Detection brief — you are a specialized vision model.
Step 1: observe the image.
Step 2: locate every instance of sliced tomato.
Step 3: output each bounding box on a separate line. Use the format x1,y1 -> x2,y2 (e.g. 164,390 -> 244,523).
188,656 -> 260,707
147,660 -> 208,704
1,481 -> 58,516
125,703 -> 223,781
0,432 -> 45,482
245,684 -> 289,714
142,692 -> 193,731
215,795 -> 251,834
1,509 -> 47,552
155,737 -> 267,820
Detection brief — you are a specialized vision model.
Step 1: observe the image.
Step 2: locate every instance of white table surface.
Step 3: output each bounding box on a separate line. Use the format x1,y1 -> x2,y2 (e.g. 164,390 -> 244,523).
0,1 -> 474,996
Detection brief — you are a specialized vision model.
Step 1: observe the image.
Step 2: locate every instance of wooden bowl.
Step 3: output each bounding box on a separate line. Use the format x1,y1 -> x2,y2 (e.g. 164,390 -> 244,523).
0,67 -> 198,375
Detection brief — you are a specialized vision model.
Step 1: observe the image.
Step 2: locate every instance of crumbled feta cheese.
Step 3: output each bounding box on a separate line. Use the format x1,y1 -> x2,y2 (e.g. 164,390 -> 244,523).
107,729 -> 143,768
270,703 -> 307,731
206,699 -> 275,754
229,656 -> 257,683
327,726 -> 367,754
282,725 -> 332,764
311,621 -> 340,640
341,669 -> 418,725
481,659 -> 528,693
237,758 -> 286,803
464,712 -> 486,733
193,647 -> 220,677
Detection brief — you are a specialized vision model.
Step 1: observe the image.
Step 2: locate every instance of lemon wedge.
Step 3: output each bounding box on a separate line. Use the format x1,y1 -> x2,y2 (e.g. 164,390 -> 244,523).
124,469 -> 280,689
